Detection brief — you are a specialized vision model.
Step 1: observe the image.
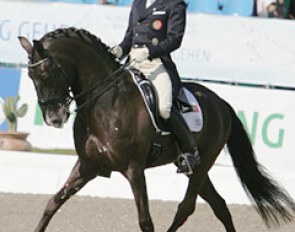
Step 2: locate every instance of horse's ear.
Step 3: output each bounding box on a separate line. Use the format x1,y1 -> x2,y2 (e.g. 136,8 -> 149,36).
18,36 -> 33,55
33,40 -> 49,59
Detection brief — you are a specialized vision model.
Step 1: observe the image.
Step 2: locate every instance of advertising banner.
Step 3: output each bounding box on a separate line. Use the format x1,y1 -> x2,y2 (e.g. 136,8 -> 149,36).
0,69 -> 294,194
0,1 -> 128,64
0,1 -> 295,87
204,82 -> 295,174
1,68 -> 294,162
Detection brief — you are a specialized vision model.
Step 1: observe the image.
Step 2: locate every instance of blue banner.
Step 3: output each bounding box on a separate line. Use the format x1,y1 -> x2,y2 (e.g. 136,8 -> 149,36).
0,67 -> 21,131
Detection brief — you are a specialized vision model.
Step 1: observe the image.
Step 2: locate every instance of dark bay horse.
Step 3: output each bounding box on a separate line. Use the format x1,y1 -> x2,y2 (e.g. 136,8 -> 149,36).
18,28 -> 295,232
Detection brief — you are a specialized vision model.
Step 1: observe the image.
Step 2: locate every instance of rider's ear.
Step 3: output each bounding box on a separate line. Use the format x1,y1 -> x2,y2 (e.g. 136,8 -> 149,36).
33,40 -> 49,59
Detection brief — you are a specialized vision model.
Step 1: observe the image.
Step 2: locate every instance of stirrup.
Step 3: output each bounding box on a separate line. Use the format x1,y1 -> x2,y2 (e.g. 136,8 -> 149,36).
177,152 -> 201,176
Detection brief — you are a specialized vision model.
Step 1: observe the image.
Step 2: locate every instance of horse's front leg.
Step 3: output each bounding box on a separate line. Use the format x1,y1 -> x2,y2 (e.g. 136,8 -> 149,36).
34,159 -> 96,232
124,166 -> 154,232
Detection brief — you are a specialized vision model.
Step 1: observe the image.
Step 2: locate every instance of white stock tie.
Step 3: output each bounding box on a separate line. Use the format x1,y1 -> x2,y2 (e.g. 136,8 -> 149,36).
146,0 -> 156,8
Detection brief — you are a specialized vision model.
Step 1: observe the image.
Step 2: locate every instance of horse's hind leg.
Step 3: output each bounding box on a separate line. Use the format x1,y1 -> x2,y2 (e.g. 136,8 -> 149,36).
124,166 -> 154,232
200,177 -> 236,232
34,159 -> 96,232
167,171 -> 208,232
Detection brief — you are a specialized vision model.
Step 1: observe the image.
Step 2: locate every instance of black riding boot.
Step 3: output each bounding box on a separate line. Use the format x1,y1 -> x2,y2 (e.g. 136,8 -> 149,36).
167,107 -> 201,175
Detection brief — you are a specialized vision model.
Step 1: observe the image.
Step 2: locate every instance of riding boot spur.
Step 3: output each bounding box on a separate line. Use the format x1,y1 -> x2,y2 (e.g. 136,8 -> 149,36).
167,107 -> 201,175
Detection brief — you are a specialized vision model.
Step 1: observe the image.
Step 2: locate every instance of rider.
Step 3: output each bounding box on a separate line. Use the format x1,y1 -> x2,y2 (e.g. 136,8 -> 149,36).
111,0 -> 200,175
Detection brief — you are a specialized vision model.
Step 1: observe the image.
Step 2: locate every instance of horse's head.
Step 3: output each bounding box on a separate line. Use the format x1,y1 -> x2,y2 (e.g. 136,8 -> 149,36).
18,36 -> 71,128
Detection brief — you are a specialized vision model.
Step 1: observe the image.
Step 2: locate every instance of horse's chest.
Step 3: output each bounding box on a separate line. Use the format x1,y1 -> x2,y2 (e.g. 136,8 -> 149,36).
84,134 -> 129,169
85,135 -> 110,157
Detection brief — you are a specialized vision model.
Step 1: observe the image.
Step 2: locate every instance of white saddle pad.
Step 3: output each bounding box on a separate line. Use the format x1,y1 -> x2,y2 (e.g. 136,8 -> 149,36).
181,88 -> 203,132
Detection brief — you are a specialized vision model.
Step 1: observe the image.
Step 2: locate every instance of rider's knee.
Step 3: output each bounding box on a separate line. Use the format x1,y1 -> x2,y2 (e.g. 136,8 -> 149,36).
159,106 -> 171,119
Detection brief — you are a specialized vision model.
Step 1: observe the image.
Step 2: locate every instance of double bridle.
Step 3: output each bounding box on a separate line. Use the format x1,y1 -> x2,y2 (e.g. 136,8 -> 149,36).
29,57 -> 73,109
29,57 -> 127,112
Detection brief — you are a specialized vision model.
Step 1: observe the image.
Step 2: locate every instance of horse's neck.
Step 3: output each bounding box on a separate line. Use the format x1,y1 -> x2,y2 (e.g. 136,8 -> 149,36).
50,39 -> 120,107
51,39 -> 117,86
72,57 -> 121,109
65,49 -> 116,92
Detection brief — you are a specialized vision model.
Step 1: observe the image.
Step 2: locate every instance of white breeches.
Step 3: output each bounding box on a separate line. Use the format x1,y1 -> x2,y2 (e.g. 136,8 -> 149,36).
130,48 -> 172,119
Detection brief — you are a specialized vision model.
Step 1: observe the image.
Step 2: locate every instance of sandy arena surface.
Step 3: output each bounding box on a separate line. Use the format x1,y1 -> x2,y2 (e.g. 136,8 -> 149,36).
0,192 -> 294,232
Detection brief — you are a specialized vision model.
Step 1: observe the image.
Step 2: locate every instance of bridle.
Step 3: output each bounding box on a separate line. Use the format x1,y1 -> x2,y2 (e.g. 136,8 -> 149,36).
29,56 -> 73,109
29,55 -> 128,113
28,58 -> 48,68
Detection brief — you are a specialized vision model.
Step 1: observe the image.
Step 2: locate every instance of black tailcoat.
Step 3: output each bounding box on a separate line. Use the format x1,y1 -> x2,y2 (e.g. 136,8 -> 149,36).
119,0 -> 187,97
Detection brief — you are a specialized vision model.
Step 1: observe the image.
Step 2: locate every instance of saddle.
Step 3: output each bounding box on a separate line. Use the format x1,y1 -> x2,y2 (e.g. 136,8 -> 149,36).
128,68 -> 204,164
129,68 -> 203,134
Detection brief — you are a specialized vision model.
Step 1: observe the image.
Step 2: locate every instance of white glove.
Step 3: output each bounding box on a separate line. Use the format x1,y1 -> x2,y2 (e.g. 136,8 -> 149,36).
110,45 -> 123,59
133,47 -> 149,63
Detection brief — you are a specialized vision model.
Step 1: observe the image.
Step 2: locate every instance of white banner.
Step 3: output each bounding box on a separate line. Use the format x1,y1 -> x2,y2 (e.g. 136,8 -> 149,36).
0,1 -> 129,63
176,15 -> 295,87
204,82 -> 295,175
1,1 -> 295,87
1,69 -> 294,196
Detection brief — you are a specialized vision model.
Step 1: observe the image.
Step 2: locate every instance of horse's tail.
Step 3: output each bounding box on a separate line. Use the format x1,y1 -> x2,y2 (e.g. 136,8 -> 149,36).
225,101 -> 295,226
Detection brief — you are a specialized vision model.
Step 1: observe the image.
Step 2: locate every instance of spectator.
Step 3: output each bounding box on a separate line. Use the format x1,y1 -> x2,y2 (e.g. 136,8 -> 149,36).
268,0 -> 285,18
255,0 -> 276,17
286,0 -> 295,18
255,0 -> 289,18
100,0 -> 117,4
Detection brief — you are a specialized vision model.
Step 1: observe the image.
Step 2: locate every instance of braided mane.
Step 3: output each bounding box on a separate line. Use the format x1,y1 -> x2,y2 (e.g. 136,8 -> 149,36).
40,27 -> 117,62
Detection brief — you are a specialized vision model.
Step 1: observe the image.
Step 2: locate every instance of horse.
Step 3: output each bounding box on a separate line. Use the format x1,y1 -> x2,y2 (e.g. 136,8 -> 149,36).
18,27 -> 295,232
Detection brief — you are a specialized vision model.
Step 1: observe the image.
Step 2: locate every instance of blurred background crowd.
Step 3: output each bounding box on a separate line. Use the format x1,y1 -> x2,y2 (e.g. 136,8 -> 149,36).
6,0 -> 295,20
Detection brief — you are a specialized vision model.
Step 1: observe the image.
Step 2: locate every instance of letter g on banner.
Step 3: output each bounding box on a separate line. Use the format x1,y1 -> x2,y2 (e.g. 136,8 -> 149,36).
262,113 -> 285,148
0,20 -> 11,41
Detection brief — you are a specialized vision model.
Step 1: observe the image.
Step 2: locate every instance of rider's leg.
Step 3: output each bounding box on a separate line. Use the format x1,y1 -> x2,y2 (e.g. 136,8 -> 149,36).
146,64 -> 201,175
130,53 -> 200,175
167,106 -> 201,175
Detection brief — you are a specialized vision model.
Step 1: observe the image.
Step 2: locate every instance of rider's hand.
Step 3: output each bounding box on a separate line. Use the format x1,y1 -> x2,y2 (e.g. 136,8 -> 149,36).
134,47 -> 149,63
110,45 -> 123,59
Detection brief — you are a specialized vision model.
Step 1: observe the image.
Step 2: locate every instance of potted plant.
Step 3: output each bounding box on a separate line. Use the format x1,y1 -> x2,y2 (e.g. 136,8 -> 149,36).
0,96 -> 32,151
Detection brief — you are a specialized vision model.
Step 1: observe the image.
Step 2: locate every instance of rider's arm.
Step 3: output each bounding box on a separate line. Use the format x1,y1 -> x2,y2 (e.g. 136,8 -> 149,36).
119,5 -> 134,57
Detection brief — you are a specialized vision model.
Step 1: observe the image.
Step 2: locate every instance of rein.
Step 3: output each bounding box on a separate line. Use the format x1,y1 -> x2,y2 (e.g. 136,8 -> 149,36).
71,65 -> 126,112
29,47 -> 131,113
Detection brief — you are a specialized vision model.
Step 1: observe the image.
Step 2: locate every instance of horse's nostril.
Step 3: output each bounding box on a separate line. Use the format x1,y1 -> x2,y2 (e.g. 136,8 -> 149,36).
52,119 -> 61,125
